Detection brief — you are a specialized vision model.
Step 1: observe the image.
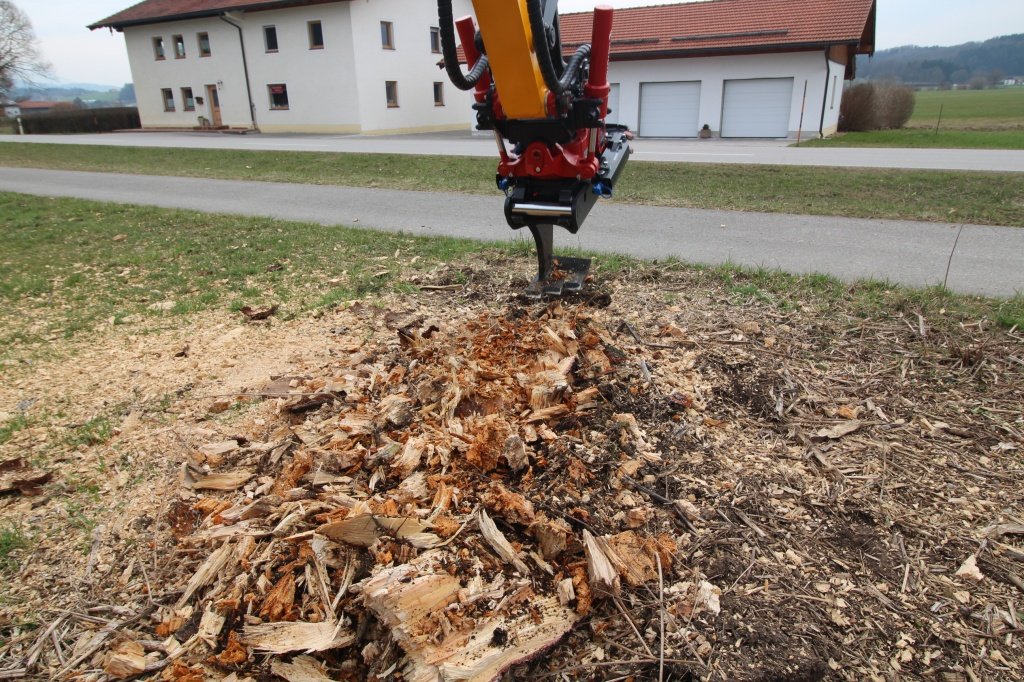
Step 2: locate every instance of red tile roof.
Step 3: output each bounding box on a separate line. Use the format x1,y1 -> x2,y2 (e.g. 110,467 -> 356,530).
559,0 -> 876,58
89,0 -> 343,30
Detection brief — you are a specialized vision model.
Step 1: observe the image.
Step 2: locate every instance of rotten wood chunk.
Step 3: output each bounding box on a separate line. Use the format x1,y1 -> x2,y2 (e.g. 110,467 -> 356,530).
482,482 -> 536,526
359,551 -> 578,682
241,621 -> 355,655
604,531 -> 674,588
529,514 -> 573,561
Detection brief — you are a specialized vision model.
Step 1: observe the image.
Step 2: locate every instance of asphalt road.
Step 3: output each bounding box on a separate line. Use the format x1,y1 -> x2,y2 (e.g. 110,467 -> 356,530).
2,167 -> 1021,297
3,131 -> 1023,172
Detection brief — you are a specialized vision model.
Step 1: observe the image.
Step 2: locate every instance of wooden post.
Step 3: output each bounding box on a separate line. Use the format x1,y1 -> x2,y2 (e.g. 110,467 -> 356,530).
795,80 -> 808,146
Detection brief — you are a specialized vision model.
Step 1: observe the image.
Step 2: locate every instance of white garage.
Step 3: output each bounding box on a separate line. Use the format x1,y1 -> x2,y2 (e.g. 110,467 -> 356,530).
721,78 -> 795,138
559,0 -> 877,140
638,81 -> 701,138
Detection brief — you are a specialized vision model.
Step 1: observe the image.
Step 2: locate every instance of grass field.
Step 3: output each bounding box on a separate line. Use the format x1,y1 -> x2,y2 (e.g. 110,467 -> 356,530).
909,88 -> 1024,130
803,87 -> 1024,149
1,193 -> 1021,355
2,142 -> 1023,227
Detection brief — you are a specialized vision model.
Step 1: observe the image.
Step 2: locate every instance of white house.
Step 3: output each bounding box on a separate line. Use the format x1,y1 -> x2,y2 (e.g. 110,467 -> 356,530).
90,0 -> 475,134
92,0 -> 875,138
559,0 -> 876,138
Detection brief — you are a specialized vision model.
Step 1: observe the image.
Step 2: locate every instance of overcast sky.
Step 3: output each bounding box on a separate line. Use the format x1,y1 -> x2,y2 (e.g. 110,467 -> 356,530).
20,0 -> 1024,87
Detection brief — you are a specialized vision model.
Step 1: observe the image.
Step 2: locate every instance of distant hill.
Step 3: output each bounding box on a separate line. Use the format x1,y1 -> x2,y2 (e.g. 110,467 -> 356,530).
858,34 -> 1024,85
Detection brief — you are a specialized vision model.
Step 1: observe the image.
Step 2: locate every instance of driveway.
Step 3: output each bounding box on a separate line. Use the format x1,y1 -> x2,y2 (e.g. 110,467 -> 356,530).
1,167 -> 1021,297
2,131 -> 1022,173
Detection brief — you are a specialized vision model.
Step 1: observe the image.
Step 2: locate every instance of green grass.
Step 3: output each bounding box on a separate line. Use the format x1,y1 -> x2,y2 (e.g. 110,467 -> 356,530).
1,193 -> 1020,362
1,142 -> 1022,227
801,128 -> 1024,149
909,88 -> 1024,129
0,192 -> 497,348
0,414 -> 30,444
803,87 -> 1024,149
0,526 -> 29,571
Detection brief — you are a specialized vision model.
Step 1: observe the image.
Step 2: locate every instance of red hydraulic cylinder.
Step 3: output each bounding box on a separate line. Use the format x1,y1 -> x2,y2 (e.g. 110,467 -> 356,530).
585,5 -> 614,120
455,16 -> 490,104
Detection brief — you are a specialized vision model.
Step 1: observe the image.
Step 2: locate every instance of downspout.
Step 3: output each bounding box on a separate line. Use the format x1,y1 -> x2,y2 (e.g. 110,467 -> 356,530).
219,12 -> 258,130
819,46 -> 831,138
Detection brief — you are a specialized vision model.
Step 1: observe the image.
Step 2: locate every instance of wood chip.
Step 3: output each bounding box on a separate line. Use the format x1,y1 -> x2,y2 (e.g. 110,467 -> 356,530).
478,508 -> 529,574
241,622 -> 354,655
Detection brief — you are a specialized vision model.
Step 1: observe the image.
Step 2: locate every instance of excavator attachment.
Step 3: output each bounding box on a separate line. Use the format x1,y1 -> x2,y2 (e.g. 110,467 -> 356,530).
437,0 -> 631,297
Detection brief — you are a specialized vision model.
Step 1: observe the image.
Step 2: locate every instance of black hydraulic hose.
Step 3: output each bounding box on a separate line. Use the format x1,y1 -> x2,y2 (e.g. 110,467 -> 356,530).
437,0 -> 488,91
525,0 -> 590,95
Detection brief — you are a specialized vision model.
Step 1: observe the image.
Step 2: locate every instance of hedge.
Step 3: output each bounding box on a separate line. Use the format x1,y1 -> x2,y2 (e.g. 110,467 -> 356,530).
19,107 -> 141,134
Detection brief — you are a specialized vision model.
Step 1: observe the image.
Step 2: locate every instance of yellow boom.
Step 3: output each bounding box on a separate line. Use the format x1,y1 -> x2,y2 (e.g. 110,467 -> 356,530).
469,0 -> 549,119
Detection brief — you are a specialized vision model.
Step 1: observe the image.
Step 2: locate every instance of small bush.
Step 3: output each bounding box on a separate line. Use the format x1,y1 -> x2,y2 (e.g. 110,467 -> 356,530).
839,82 -> 915,132
20,107 -> 140,134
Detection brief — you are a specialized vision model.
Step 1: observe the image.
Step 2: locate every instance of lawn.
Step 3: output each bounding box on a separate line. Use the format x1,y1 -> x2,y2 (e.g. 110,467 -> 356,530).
801,87 -> 1024,149
1,192 -> 1020,356
2,142 -> 1022,227
910,88 -> 1024,130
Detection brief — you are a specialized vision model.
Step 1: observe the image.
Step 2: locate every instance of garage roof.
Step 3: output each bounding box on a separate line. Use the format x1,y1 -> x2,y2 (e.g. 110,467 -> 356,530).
559,0 -> 876,58
89,0 -> 342,30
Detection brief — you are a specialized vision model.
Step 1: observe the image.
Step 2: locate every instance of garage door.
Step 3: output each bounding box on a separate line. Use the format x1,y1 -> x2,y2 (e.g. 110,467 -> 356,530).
721,78 -> 793,138
606,83 -> 621,125
638,81 -> 700,137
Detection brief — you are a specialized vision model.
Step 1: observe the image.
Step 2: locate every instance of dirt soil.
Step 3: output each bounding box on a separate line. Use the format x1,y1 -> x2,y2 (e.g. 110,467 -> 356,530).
1,259 -> 1023,682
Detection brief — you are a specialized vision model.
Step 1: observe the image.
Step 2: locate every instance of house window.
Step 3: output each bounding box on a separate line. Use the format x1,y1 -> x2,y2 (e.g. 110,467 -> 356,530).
153,37 -> 165,60
430,26 -> 441,54
381,21 -> 394,49
385,81 -> 398,107
308,21 -> 324,49
433,82 -> 444,106
197,32 -> 211,57
181,87 -> 195,111
161,88 -> 175,112
830,75 -> 838,109
173,34 -> 186,58
264,26 -> 278,52
269,84 -> 289,110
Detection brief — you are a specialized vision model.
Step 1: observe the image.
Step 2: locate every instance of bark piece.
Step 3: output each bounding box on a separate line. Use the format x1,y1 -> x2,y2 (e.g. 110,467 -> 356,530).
0,457 -> 51,496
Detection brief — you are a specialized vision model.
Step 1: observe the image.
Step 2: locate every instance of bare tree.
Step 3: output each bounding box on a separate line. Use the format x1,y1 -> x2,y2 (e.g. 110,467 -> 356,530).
0,1 -> 51,97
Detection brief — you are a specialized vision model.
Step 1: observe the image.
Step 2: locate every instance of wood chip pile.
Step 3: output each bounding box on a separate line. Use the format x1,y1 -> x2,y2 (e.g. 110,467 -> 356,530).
2,283 -> 1023,681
